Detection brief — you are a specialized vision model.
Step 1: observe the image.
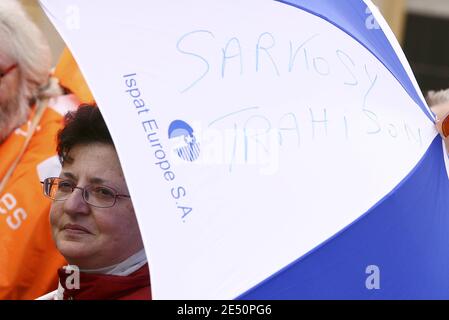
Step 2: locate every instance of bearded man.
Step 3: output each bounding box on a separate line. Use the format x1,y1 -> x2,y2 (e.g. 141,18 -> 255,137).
0,0 -> 78,299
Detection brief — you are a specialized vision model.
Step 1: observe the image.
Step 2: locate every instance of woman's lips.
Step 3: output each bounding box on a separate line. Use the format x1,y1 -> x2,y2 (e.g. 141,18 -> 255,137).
63,223 -> 92,234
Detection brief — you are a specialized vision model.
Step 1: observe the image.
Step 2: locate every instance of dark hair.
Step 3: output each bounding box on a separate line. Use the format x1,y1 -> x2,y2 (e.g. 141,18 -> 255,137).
57,105 -> 114,164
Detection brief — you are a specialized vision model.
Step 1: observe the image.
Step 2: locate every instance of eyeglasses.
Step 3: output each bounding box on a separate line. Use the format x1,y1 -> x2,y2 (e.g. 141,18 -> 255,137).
0,64 -> 17,86
41,177 -> 131,208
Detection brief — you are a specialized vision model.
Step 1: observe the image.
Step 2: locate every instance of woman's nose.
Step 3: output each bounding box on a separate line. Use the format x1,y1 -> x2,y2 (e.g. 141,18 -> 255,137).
63,188 -> 90,216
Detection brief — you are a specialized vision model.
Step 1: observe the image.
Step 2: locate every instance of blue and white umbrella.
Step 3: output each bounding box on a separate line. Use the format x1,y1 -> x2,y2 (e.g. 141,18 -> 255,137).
40,0 -> 448,299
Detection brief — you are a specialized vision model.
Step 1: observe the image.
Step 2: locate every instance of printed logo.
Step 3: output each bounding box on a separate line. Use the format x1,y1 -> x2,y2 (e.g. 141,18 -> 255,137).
168,120 -> 200,162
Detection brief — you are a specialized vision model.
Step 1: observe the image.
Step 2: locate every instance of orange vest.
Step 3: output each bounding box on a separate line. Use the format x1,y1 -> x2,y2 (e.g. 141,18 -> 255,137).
0,96 -> 78,299
54,48 -> 95,105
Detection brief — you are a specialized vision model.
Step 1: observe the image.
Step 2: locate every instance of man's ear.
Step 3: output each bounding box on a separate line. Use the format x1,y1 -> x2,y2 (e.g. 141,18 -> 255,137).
429,100 -> 449,154
430,101 -> 449,121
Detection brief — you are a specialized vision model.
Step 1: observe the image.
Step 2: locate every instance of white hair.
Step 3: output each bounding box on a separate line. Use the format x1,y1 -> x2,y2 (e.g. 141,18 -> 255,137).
0,0 -> 59,102
0,0 -> 62,143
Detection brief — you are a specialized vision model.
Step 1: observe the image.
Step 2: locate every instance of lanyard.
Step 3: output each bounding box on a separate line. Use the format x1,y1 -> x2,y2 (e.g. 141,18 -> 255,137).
0,98 -> 48,194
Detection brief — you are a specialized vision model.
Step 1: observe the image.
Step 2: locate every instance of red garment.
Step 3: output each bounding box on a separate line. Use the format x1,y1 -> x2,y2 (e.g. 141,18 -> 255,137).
58,264 -> 152,300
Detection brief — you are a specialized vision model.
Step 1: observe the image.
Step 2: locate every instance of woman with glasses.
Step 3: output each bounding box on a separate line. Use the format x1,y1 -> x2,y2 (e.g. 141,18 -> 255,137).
39,105 -> 150,300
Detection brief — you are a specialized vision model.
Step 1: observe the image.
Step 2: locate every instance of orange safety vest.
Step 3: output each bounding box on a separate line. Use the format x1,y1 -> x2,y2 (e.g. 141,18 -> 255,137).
0,95 -> 78,299
54,47 -> 95,105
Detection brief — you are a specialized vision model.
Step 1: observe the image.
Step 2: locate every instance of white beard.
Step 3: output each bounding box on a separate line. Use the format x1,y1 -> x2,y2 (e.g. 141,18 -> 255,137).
0,91 -> 29,144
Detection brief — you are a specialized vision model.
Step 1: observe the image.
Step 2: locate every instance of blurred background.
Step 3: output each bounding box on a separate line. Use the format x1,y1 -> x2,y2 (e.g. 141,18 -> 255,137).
20,0 -> 449,93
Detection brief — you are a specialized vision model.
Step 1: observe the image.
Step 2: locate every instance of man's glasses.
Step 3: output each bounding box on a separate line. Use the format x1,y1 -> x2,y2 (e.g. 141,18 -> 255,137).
0,64 -> 17,86
41,177 -> 131,208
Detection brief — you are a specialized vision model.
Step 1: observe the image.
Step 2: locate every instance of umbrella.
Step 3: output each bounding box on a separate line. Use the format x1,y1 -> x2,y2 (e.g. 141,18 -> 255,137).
40,0 -> 447,299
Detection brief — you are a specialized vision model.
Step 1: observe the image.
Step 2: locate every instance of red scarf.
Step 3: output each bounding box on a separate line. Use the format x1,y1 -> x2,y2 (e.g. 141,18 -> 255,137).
58,264 -> 151,300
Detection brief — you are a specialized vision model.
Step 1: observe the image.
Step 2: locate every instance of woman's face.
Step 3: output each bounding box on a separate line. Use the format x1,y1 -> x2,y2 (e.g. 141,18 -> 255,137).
50,142 -> 144,269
